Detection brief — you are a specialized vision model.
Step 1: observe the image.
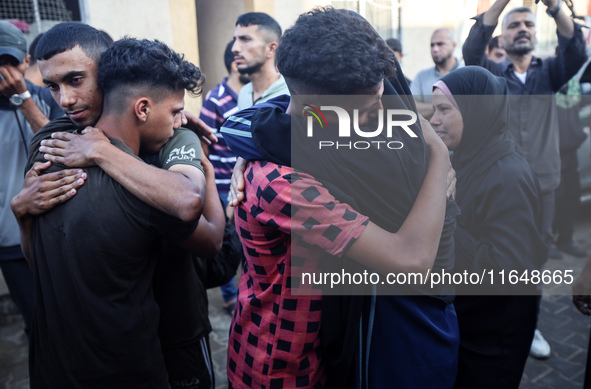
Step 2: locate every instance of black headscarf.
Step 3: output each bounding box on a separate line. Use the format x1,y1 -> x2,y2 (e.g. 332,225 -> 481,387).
437,66 -> 515,206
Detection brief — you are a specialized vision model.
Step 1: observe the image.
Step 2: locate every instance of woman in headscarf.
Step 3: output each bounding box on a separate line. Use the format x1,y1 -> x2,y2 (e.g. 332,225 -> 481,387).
430,66 -> 546,389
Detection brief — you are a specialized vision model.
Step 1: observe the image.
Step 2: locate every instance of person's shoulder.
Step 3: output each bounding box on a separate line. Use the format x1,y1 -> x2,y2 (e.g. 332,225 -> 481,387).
26,80 -> 49,97
489,152 -> 536,186
159,127 -> 202,169
414,67 -> 436,79
28,81 -> 64,120
27,81 -> 58,106
203,81 -> 226,101
32,117 -> 75,143
239,82 -> 253,94
237,82 -> 253,108
169,127 -> 200,142
27,117 -> 76,171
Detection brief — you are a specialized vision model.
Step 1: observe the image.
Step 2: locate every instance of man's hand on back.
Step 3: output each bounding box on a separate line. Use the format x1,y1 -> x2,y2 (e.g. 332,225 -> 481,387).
39,127 -> 110,168
181,110 -> 218,145
11,161 -> 87,219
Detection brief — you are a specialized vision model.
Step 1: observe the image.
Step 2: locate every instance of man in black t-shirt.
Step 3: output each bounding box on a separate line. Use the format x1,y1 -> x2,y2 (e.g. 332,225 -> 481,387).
20,38 -> 208,388
11,23 -> 225,389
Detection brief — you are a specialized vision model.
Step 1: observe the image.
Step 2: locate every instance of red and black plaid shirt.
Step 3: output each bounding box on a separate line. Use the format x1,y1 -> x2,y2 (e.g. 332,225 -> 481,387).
228,161 -> 369,389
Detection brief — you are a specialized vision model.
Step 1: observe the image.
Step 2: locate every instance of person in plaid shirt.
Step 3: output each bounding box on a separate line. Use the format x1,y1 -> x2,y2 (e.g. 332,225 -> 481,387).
226,8 -> 455,388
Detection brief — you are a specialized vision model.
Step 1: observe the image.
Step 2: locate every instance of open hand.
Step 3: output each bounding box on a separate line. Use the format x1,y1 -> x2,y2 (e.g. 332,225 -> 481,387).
11,161 -> 87,218
229,157 -> 247,207
39,127 -> 109,167
181,110 -> 218,145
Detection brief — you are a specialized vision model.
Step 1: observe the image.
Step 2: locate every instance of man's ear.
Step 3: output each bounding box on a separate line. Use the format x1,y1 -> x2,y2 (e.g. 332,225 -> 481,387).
266,41 -> 278,58
22,54 -> 31,68
134,97 -> 150,122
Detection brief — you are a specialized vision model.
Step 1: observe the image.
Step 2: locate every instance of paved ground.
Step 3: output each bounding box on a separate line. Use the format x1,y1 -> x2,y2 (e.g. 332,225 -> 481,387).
2,209 -> 591,388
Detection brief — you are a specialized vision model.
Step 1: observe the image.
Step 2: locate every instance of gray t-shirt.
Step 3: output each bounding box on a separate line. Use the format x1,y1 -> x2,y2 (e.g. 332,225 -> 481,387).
410,59 -> 463,103
237,74 -> 290,110
0,81 -> 62,257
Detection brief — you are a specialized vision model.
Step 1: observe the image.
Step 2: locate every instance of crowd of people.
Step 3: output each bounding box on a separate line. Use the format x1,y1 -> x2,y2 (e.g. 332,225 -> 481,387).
0,0 -> 591,388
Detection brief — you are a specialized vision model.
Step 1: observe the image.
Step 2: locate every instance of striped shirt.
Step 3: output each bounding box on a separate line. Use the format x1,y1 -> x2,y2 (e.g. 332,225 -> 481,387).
199,78 -> 240,196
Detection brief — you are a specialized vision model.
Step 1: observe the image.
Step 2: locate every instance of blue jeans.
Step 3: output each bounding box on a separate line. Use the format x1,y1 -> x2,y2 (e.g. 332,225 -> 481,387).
220,278 -> 238,303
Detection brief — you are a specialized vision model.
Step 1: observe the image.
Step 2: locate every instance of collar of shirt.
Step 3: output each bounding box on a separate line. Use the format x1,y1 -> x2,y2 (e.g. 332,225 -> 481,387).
501,56 -> 541,73
257,74 -> 286,103
435,58 -> 461,77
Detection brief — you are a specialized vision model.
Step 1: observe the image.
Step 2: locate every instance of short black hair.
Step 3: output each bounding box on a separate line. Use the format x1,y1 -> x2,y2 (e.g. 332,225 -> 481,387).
488,36 -> 500,52
502,6 -> 535,30
386,38 -> 402,53
276,7 -> 395,94
28,33 -> 43,64
236,12 -> 281,42
98,30 -> 114,46
98,38 -> 204,112
224,40 -> 234,73
35,22 -> 109,65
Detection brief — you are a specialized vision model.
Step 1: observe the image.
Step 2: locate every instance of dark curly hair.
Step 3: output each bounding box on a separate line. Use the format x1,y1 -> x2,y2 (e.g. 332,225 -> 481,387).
276,7 -> 396,94
98,38 -> 205,112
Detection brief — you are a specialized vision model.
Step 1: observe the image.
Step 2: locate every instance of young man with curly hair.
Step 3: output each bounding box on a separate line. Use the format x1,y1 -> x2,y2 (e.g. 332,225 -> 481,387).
223,8 -> 459,389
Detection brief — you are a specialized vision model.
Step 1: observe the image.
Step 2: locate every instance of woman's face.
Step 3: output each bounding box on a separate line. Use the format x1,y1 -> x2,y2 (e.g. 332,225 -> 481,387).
430,88 -> 464,151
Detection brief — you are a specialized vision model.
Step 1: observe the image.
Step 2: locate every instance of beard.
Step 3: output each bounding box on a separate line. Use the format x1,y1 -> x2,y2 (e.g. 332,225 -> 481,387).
505,44 -> 534,56
239,74 -> 250,85
237,60 -> 264,75
505,33 -> 534,56
506,45 -> 533,56
433,52 -> 453,66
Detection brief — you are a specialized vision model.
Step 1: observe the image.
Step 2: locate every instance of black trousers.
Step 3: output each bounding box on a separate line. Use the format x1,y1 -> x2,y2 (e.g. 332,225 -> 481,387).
165,335 -> 215,389
554,149 -> 582,245
454,295 -> 538,389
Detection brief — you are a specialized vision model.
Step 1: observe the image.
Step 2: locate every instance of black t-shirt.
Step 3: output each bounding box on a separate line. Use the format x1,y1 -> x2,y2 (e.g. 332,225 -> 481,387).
27,119 -> 198,388
147,129 -> 212,355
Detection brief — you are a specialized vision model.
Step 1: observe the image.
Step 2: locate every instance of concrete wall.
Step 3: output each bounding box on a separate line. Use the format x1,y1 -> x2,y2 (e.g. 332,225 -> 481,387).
195,0 -> 245,97
83,0 -> 174,43
81,0 -> 202,112
169,0 -> 201,113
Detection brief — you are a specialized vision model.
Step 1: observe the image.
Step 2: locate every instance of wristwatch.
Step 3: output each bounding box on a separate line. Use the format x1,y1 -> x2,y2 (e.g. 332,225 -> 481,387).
546,0 -> 561,18
9,90 -> 31,106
